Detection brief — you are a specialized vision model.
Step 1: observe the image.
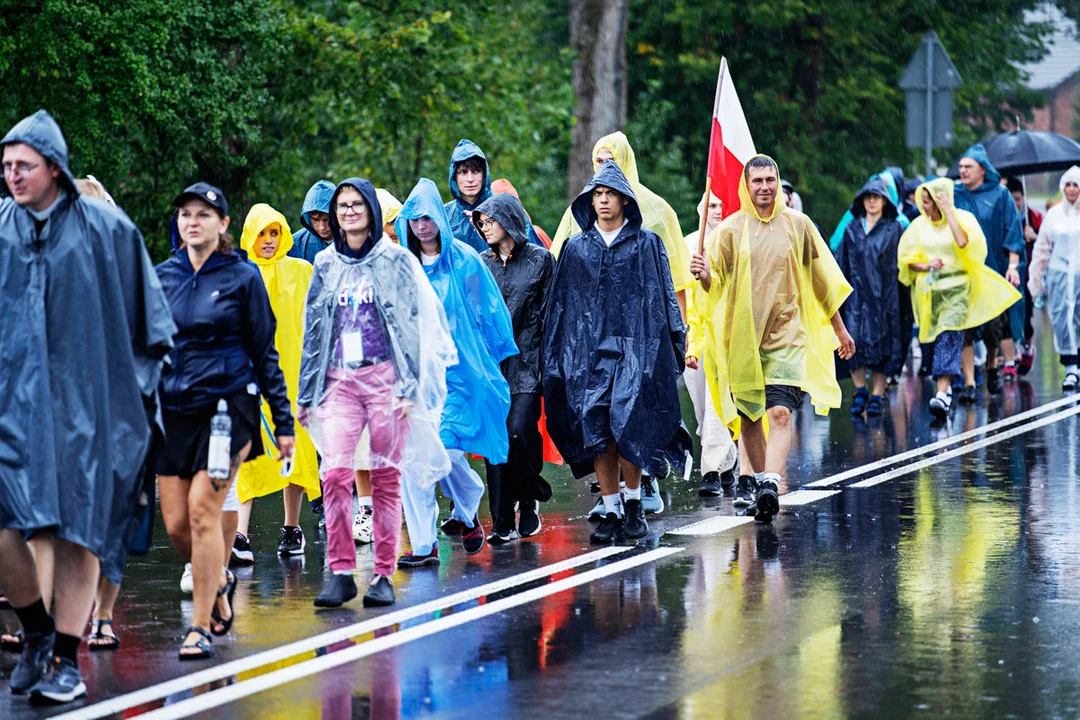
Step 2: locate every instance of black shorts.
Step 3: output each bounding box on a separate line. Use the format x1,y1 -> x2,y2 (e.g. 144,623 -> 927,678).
156,389 -> 263,478
738,384 -> 804,418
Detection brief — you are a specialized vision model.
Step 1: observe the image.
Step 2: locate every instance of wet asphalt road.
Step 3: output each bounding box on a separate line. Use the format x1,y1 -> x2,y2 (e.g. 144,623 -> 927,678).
3,312 -> 1080,719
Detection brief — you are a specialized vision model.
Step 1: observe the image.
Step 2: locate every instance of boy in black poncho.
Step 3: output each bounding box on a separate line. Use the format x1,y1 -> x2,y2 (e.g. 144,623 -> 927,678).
542,162 -> 686,544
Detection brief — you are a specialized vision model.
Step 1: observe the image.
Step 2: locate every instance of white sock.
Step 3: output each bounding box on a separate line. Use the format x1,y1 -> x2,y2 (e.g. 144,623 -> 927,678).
1004,360 -> 1016,368
602,493 -> 622,517
1067,364 -> 1079,375
754,471 -> 765,483
763,472 -> 781,485
333,570 -> 353,576
358,496 -> 372,508
624,485 -> 642,501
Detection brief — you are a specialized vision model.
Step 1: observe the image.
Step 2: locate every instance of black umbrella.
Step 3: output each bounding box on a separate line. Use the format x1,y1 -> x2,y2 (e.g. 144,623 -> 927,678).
946,129 -> 1080,178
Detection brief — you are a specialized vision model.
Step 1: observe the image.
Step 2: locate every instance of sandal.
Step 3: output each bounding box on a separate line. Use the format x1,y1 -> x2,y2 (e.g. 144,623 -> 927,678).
850,387 -> 868,416
178,626 -> 214,661
866,395 -> 884,417
1,629 -> 23,654
210,569 -> 237,637
88,619 -> 121,651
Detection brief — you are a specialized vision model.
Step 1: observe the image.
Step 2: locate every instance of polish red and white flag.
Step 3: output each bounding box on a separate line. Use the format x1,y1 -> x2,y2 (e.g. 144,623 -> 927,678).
705,57 -> 756,222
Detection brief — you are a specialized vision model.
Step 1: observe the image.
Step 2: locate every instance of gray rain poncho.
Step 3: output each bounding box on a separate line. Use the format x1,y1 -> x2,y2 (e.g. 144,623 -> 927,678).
0,110 -> 175,562
1028,166 -> 1080,355
297,178 -> 457,489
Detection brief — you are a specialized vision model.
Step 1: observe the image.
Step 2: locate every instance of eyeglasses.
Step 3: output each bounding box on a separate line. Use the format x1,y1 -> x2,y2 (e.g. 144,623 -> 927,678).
477,218 -> 499,230
2,161 -> 41,177
334,202 -> 366,216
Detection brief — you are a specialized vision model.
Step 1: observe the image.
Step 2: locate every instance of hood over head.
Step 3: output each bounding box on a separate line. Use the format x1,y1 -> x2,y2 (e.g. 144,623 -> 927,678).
697,190 -> 723,219
447,139 -> 492,205
591,131 -> 641,187
571,161 -> 642,231
903,177 -> 923,197
851,175 -> 899,220
737,154 -> 785,223
915,177 -> 955,225
240,203 -> 295,264
328,178 -> 383,257
376,188 -> 403,225
1,109 -> 78,196
473,193 -> 530,248
300,179 -> 335,236
395,178 -> 456,263
1059,165 -> 1080,216
491,178 -> 520,198
883,166 -> 907,192
877,171 -> 903,209
961,143 -> 1002,185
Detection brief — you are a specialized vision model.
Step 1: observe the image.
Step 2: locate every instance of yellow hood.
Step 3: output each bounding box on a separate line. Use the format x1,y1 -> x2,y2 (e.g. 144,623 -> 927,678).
592,131 -> 641,186
914,177 -> 954,227
377,188 -> 403,225
738,154 -> 785,223
240,203 -> 295,264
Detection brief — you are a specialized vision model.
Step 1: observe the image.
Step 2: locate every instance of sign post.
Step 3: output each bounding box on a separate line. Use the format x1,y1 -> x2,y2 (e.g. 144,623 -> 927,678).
899,31 -> 962,177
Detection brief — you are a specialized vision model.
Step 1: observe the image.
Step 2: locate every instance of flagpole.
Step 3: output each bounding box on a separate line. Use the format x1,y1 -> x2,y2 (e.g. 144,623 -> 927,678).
697,177 -> 712,255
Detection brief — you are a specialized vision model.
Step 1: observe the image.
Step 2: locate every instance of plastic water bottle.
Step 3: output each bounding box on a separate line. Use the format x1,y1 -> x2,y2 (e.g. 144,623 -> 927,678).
207,399 -> 232,481
1034,293 -> 1046,309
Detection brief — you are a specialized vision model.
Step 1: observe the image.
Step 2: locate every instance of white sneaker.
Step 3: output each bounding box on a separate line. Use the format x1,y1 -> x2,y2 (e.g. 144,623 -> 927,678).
353,507 -> 374,544
180,563 -> 194,594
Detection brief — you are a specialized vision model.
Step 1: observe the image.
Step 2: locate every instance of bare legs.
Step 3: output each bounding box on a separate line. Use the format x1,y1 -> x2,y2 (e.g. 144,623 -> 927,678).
736,407 -> 794,476
593,443 -> 642,497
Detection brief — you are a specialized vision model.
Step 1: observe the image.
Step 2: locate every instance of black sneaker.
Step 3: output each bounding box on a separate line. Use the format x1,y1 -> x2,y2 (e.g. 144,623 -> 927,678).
518,501 -> 542,537
231,532 -> 254,565
10,630 -> 54,695
623,499 -> 649,539
313,574 -> 358,608
362,575 -> 395,607
958,385 -> 978,404
398,548 -> 440,568
487,527 -> 519,544
440,517 -> 465,536
720,467 -> 737,492
928,394 -> 951,419
733,476 -> 757,507
754,479 -> 780,523
28,656 -> 85,705
589,513 -> 626,544
461,517 -> 486,555
277,526 -> 305,556
986,367 -> 1004,394
698,471 -> 723,497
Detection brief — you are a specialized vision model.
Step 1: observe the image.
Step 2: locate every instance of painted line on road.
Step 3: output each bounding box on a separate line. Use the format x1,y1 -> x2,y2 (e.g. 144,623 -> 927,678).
55,545 -> 631,720
850,403 -> 1080,488
780,489 -> 841,506
134,548 -> 685,720
804,394 -> 1080,488
667,515 -> 755,537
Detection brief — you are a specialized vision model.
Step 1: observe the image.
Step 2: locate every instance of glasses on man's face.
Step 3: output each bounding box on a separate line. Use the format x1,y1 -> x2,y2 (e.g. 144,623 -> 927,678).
477,218 -> 499,230
2,161 -> 41,178
335,202 -> 366,216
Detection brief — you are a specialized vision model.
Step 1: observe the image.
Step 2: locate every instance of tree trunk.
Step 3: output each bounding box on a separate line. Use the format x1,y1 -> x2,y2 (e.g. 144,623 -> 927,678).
568,0 -> 629,202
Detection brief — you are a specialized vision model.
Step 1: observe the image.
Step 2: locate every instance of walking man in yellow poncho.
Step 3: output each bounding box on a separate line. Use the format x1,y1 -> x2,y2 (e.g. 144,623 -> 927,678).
236,204 -> 321,558
690,155 -> 855,522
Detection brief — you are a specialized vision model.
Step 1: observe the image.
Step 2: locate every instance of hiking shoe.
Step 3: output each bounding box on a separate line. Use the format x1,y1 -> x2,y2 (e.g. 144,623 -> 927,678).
698,472 -> 723,497
28,657 -> 85,706
623,499 -> 649,539
733,476 -> 757,507
589,513 -> 626,544
866,395 -> 884,417
278,526 -> 305,556
929,394 -> 951,420
440,516 -> 464,536
353,506 -> 374,544
487,526 -> 519,544
1019,347 -> 1036,376
753,479 -> 780,523
1002,364 -> 1018,384
10,630 -> 54,695
1063,372 -> 1079,391
587,494 -> 607,521
958,385 -> 978,404
313,574 -> 357,608
180,563 -> 194,594
641,477 -> 664,514
850,387 -> 868,415
231,532 -> 254,565
397,548 -> 440,568
362,575 -> 395,607
518,501 -> 542,538
461,517 -> 486,555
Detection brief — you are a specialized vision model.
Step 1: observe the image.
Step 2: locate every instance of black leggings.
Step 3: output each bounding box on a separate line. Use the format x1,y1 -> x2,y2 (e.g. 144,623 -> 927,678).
484,393 -> 543,530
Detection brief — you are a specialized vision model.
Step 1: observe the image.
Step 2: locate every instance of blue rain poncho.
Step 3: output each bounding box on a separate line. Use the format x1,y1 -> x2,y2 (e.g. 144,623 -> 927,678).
396,178 -> 518,463
829,171 -> 911,252
1028,166 -> 1080,355
288,179 -> 335,264
542,161 -> 688,477
0,110 -> 176,563
297,179 -> 457,489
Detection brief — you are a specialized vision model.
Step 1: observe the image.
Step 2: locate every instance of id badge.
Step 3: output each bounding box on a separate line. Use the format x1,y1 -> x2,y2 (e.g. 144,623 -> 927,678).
342,331 -> 365,365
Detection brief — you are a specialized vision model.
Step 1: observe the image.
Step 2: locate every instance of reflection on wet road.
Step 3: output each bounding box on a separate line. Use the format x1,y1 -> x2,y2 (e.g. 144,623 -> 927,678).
4,317 -> 1080,719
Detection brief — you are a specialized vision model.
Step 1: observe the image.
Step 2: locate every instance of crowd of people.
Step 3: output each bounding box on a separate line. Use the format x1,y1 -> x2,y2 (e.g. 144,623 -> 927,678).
1,106 -> 1078,706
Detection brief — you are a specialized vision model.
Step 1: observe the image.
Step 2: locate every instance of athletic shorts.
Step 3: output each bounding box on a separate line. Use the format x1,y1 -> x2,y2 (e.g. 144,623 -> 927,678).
156,388 -> 263,479
738,384 -> 804,418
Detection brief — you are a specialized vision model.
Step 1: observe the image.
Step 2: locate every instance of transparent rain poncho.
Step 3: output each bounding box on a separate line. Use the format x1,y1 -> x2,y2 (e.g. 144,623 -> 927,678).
297,180 -> 457,490
699,155 -> 852,427
897,178 -> 1021,343
1028,166 -> 1080,355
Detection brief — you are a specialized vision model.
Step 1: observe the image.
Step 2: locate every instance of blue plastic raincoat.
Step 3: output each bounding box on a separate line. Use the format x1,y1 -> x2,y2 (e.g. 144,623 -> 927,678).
396,179 -> 518,463
288,179 -> 335,264
829,171 -> 911,252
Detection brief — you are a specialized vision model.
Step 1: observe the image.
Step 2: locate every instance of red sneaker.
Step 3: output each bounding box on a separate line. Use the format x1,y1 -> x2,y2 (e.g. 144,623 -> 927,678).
1002,364 -> 1018,383
461,517 -> 487,555
1018,347 -> 1035,376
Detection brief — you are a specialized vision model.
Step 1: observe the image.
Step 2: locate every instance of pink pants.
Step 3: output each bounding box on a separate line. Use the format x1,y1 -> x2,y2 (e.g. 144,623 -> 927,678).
317,363 -> 408,576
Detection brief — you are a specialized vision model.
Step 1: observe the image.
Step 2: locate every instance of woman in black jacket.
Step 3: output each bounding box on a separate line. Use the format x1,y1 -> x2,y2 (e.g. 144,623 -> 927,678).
155,183 -> 295,660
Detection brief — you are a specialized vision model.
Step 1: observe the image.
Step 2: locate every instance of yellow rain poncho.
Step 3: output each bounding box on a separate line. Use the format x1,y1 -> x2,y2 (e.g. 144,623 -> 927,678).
700,156 -> 852,426
237,204 -> 321,503
551,131 -> 692,292
897,178 -> 1021,343
377,188 -> 403,225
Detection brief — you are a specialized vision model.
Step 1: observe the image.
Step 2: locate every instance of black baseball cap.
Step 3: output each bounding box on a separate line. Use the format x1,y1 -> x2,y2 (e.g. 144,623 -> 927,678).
172,182 -> 228,217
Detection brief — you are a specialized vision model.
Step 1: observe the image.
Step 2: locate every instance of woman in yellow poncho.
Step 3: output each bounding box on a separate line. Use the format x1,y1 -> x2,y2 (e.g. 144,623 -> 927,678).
236,203 -> 321,556
551,131 -> 692,318
691,155 -> 854,522
898,178 -> 1021,419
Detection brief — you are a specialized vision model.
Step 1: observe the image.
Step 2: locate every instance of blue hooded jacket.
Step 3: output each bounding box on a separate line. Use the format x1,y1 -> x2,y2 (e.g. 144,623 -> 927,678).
397,178 -> 518,463
288,180 -> 336,264
953,143 -> 1025,338
829,171 -> 911,252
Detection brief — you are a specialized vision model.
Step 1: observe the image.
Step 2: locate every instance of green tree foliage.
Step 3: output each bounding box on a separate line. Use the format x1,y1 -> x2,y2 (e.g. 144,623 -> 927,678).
625,0 -> 1055,235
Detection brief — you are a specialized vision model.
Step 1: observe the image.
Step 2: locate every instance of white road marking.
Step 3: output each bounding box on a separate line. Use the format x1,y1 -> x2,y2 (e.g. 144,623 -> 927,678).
780,489 -> 841,505
667,515 -> 755,537
134,548 -> 685,720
